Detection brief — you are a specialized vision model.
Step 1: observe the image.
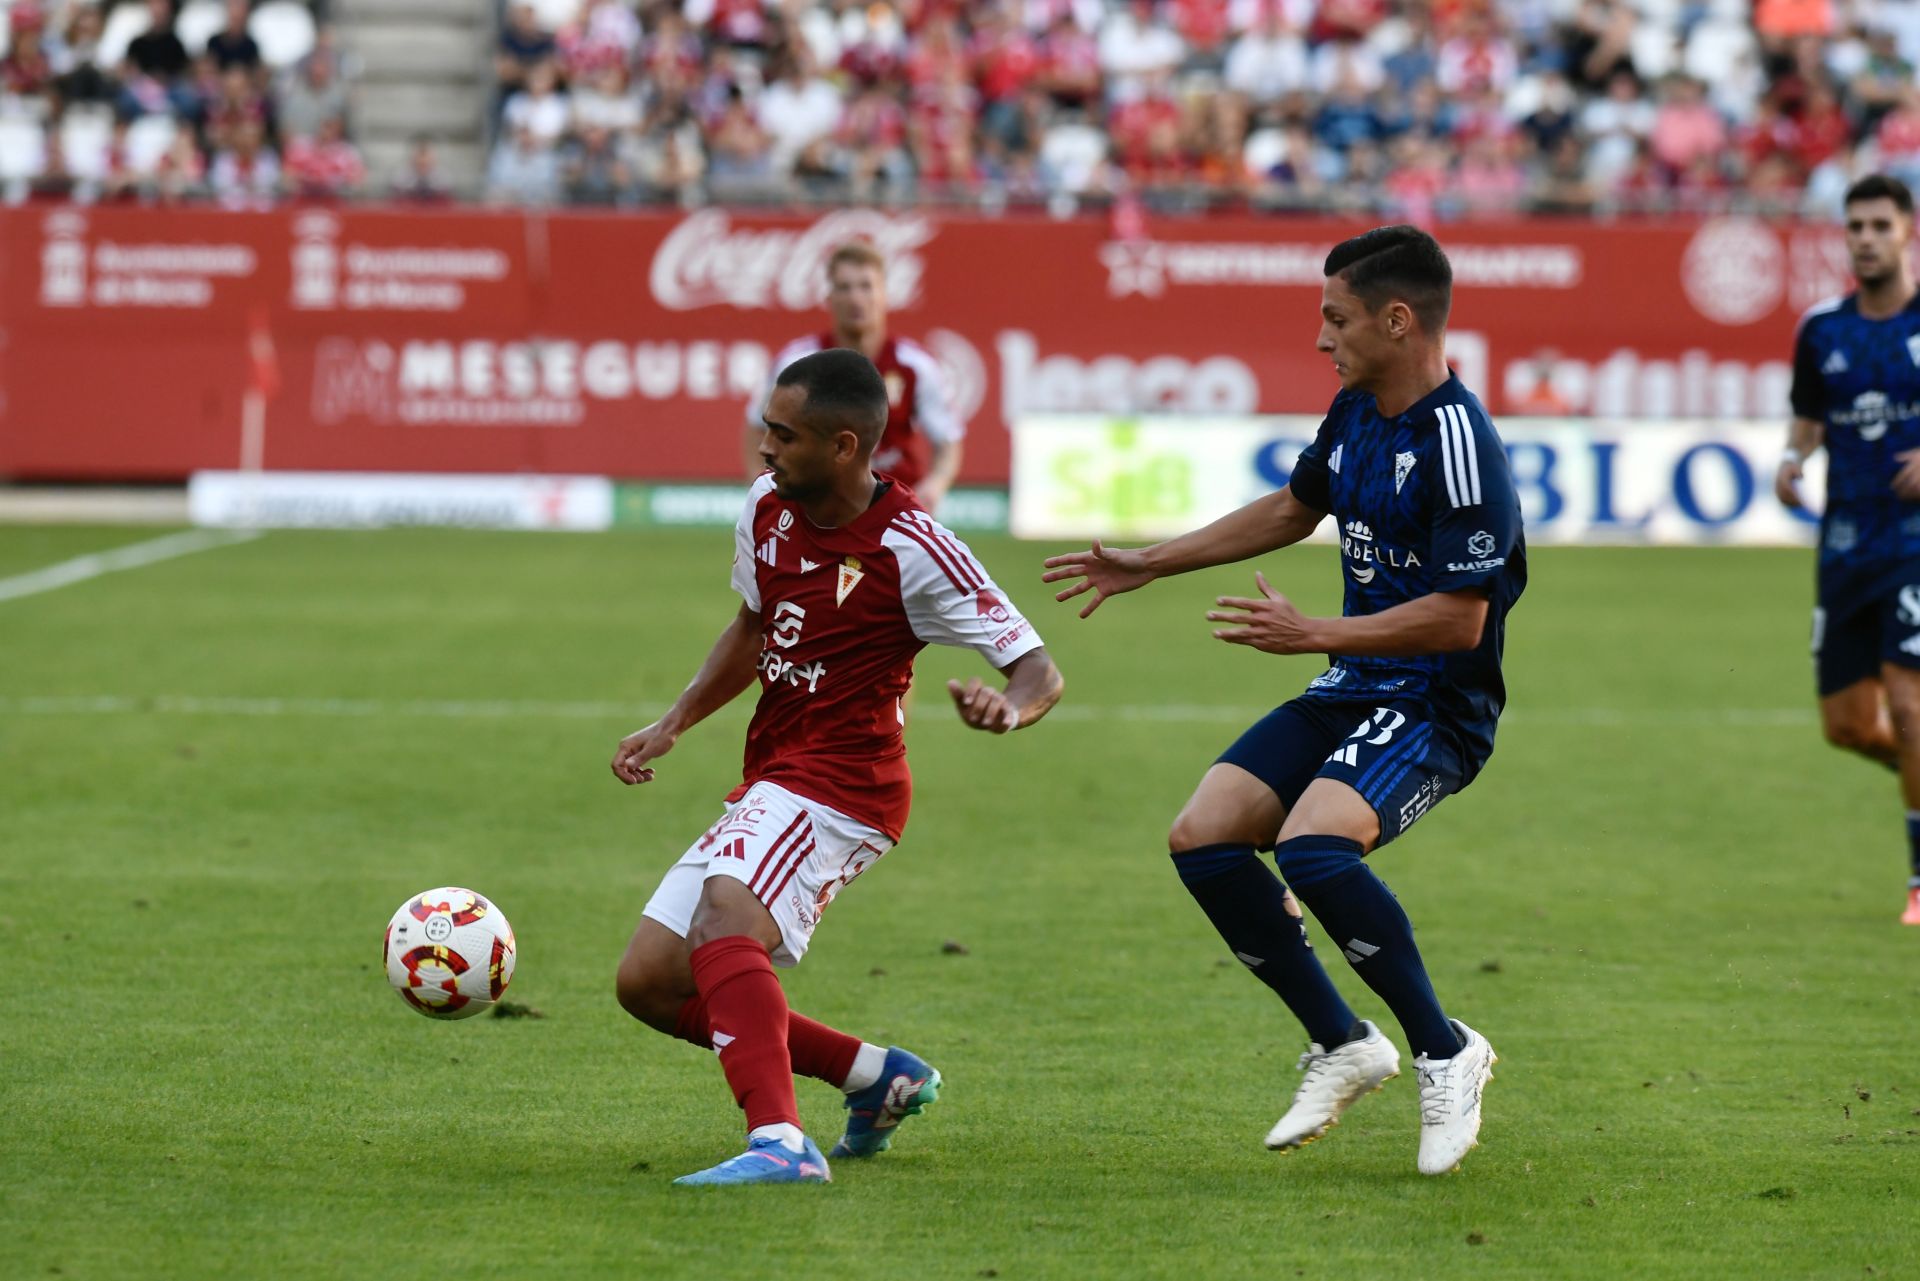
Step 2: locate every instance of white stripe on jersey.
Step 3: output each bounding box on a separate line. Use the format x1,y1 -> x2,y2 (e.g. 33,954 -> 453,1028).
1437,404 -> 1463,507
1437,404 -> 1481,507
895,338 -> 964,444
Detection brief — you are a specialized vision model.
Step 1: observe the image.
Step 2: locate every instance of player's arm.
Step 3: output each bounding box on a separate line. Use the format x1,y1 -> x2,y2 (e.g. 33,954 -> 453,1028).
907,341 -> 966,510
1208,576 -> 1487,655
917,437 -> 963,511
1777,416 -> 1822,508
948,645 -> 1063,733
611,602 -> 762,784
1780,312 -> 1825,508
1042,484 -> 1328,619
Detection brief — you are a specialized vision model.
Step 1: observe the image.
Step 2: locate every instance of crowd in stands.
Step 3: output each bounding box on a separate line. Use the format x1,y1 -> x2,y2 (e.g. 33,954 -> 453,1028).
4,0 -> 1920,214
0,0 -> 452,204
484,0 -> 1920,214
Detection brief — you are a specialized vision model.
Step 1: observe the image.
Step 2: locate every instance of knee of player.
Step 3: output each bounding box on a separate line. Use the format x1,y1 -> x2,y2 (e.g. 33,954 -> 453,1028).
1824,716 -> 1881,752
1167,811 -> 1215,854
614,966 -> 678,1025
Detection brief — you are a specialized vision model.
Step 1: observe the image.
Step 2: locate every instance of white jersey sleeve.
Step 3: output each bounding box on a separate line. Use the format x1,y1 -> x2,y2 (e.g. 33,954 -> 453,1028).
882,508 -> 1043,668
748,336 -> 827,428
897,338 -> 963,444
730,474 -> 777,611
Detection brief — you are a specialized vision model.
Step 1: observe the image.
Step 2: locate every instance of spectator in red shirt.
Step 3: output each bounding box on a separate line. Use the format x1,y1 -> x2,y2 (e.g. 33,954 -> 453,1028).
1435,11 -> 1517,97
1877,84 -> 1920,188
840,77 -> 913,190
909,60 -> 980,184
204,64 -> 270,155
209,115 -> 279,208
1649,75 -> 1727,177
972,4 -> 1040,149
1036,11 -> 1100,108
283,115 -> 365,199
905,15 -> 968,94
1,5 -> 55,100
1794,81 -> 1851,172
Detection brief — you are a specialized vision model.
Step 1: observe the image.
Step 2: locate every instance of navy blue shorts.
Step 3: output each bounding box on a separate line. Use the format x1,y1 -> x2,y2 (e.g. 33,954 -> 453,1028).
1217,696 -> 1469,848
1813,580 -> 1920,696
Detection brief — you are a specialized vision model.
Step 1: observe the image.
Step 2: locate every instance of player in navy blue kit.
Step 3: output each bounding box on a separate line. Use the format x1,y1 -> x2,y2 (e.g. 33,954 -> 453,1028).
1777,174 -> 1920,926
1043,226 -> 1525,1175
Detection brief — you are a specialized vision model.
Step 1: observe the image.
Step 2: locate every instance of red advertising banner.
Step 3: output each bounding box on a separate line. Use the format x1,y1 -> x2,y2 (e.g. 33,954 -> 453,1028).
0,204 -> 1847,483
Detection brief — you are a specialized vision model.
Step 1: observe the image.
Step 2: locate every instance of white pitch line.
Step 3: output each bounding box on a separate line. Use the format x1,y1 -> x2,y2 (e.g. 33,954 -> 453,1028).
0,529 -> 263,604
0,693 -> 1817,728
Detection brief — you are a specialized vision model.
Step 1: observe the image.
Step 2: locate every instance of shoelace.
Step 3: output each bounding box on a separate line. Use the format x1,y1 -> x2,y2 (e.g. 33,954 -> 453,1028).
1417,1064 -> 1452,1126
1294,1048 -> 1332,1083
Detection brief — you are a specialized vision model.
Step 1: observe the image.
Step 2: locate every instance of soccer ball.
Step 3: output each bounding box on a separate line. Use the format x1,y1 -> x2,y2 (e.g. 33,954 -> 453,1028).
383,887 -> 516,1020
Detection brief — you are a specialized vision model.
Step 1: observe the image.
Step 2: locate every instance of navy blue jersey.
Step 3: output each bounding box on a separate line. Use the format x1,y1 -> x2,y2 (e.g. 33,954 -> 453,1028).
1287,374 -> 1527,771
1789,292 -> 1920,597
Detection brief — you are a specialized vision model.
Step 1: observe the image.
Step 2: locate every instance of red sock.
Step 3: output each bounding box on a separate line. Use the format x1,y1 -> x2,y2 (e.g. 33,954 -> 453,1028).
671,994 -> 711,1048
688,936 -> 799,1131
673,999 -> 862,1090
788,1012 -> 862,1087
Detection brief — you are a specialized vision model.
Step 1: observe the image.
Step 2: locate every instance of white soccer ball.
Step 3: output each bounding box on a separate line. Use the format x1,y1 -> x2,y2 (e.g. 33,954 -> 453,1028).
383,887 -> 517,1020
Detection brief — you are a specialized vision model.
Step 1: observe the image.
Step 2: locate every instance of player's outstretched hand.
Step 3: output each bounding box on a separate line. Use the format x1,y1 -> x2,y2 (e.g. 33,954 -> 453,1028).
1894,449 -> 1920,501
1207,571 -> 1317,655
1040,539 -> 1155,618
611,722 -> 678,785
1775,457 -> 1806,508
948,676 -> 1018,733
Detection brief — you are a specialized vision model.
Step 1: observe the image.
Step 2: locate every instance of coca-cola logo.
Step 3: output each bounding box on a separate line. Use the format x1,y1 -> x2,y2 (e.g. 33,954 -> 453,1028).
1682,217 -> 1784,326
649,209 -> 934,312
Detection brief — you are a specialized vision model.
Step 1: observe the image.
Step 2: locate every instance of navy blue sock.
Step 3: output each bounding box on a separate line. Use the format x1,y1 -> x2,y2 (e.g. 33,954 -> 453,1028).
1273,835 -> 1463,1061
1171,843 -> 1358,1049
1906,812 -> 1920,886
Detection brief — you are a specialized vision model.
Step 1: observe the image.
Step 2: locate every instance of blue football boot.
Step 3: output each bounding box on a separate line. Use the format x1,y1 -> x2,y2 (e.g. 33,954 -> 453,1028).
672,1133 -> 832,1186
830,1047 -> 942,1158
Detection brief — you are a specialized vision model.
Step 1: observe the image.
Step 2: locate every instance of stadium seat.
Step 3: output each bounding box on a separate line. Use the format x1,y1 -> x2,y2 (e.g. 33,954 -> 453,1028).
527,0 -> 584,32
99,3 -> 155,67
0,114 -> 48,183
250,0 -> 316,69
59,109 -> 114,182
176,0 -> 228,55
123,113 -> 178,176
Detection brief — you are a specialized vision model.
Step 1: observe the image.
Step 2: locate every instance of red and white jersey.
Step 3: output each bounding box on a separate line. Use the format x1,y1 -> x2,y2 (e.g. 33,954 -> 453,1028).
753,334 -> 963,489
728,473 -> 1042,838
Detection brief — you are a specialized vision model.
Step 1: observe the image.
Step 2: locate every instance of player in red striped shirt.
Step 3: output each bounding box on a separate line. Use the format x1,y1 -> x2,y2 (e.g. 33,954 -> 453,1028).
745,240 -> 966,513
617,348 -> 1062,1185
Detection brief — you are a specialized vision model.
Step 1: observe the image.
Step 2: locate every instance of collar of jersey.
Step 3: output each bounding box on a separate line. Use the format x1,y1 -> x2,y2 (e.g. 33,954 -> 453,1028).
1366,372 -> 1465,426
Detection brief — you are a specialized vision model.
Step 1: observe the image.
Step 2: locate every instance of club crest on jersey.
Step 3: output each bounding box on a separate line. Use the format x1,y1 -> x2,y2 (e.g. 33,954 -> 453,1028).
884,371 -> 906,406
776,509 -> 794,538
836,556 -> 864,606
1395,451 -> 1417,493
1908,335 -> 1920,368
975,588 -> 1011,623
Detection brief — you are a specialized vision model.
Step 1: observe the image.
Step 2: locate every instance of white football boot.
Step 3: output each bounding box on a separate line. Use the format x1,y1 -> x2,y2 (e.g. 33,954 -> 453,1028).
1265,1020 -> 1401,1150
1415,1020 -> 1497,1175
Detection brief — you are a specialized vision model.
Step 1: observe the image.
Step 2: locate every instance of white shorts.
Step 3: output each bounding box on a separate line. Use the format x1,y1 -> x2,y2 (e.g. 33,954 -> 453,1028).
641,781 -> 893,966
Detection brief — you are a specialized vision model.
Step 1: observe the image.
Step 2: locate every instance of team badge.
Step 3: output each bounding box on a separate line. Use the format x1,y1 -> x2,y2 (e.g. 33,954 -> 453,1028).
1908,336 -> 1920,368
1395,451 -> 1417,494
884,371 -> 905,406
836,556 -> 864,606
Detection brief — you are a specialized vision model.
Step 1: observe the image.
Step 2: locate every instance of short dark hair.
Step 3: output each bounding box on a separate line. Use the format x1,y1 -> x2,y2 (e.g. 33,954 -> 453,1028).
1845,173 -> 1915,216
774,348 -> 888,452
1324,224 -> 1452,332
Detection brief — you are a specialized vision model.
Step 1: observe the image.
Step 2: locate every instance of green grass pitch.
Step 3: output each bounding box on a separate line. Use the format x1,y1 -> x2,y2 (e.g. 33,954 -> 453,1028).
1,524 -> 1916,1280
